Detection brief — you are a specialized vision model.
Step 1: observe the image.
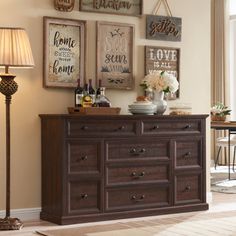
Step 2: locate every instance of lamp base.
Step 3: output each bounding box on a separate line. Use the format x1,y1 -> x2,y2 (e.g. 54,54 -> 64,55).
0,217 -> 23,230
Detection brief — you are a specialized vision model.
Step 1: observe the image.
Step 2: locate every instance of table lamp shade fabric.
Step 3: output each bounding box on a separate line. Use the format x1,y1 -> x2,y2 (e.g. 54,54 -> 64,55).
0,28 -> 34,68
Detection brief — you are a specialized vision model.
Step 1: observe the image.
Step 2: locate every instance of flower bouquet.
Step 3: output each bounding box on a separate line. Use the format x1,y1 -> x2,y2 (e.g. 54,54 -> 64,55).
140,71 -> 179,94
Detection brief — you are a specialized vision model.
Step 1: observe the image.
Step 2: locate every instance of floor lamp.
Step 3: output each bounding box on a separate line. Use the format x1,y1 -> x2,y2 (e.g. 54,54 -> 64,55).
0,28 -> 34,230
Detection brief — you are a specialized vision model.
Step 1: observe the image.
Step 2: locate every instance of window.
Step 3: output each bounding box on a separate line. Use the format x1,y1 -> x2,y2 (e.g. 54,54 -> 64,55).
229,0 -> 236,120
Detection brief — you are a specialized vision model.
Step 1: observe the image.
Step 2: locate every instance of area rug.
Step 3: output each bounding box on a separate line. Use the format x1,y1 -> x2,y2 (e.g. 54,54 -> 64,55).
35,210 -> 236,236
211,166 -> 236,193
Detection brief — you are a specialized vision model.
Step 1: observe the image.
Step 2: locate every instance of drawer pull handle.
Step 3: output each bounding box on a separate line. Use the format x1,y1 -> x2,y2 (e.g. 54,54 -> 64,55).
139,148 -> 146,154
184,152 -> 191,158
184,124 -> 192,129
81,156 -> 88,161
131,195 -> 145,202
185,185 -> 191,191
81,194 -> 88,199
152,125 -> 159,130
81,126 -> 89,130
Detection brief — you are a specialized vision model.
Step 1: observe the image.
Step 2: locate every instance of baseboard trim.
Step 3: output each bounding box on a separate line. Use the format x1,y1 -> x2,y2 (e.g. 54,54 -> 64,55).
0,208 -> 41,221
207,191 -> 213,203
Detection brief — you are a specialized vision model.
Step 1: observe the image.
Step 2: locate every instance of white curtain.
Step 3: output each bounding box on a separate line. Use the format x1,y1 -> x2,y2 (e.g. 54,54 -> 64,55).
212,0 -> 230,165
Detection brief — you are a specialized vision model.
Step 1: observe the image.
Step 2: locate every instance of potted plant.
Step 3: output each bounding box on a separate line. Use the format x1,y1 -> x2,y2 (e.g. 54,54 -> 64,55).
211,102 -> 231,121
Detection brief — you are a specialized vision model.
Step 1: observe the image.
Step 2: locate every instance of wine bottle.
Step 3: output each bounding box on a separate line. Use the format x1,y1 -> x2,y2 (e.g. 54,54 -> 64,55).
95,86 -> 111,107
74,79 -> 83,107
81,83 -> 93,107
88,79 -> 96,104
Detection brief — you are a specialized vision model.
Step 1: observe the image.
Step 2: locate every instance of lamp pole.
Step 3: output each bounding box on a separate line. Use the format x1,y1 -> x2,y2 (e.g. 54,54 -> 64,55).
0,69 -> 23,230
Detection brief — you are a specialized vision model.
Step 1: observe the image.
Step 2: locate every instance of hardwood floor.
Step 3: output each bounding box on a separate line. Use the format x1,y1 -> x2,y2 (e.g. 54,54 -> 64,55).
0,192 -> 236,235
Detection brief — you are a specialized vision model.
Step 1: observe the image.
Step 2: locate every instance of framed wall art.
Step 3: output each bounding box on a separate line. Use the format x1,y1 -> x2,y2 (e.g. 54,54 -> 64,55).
96,21 -> 134,90
43,17 -> 86,88
145,46 -> 180,98
80,0 -> 142,16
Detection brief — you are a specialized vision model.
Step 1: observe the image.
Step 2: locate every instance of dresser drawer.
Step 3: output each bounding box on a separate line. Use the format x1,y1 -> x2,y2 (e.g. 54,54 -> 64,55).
67,140 -> 101,174
68,180 -> 101,214
106,185 -> 170,211
67,120 -> 137,137
106,164 -> 169,186
174,138 -> 202,169
106,139 -> 170,161
142,120 -> 201,135
175,173 -> 202,205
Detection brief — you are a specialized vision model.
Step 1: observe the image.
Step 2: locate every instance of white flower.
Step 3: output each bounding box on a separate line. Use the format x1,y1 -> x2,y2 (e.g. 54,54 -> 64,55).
142,71 -> 179,93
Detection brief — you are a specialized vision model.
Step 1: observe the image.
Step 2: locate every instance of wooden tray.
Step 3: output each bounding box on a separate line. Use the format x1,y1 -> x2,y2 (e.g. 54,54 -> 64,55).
68,107 -> 121,115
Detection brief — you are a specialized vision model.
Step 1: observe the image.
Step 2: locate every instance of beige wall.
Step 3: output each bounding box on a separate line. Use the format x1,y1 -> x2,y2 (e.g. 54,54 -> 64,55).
0,0 -> 211,210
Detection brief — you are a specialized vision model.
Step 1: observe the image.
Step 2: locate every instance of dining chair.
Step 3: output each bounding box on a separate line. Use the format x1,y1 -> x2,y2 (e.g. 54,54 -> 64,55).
215,135 -> 236,171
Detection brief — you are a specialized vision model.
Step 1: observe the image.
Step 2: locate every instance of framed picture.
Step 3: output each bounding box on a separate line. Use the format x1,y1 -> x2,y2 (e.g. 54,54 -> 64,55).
96,21 -> 134,90
145,46 -> 180,98
146,15 -> 182,42
43,17 -> 86,88
80,0 -> 142,16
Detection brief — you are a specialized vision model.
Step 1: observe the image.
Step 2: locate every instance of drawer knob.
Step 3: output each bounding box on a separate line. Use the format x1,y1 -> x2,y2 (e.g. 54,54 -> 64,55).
185,185 -> 191,191
139,148 -> 146,154
184,152 -> 191,158
81,156 -> 88,161
131,172 -> 136,177
81,194 -> 88,199
119,126 -> 125,130
130,148 -> 137,154
140,172 -> 145,177
81,126 -> 89,130
131,195 -> 145,202
184,124 -> 192,129
152,125 -> 159,130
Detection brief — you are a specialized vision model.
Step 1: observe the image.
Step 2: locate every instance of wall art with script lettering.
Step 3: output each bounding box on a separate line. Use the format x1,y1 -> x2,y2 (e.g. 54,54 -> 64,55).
43,17 -> 86,88
145,46 -> 180,98
54,0 -> 75,12
80,0 -> 142,16
146,15 -> 182,42
97,21 -> 134,89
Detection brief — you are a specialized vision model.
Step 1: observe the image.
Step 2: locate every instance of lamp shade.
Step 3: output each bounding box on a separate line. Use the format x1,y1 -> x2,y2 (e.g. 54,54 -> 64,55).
0,27 -> 34,68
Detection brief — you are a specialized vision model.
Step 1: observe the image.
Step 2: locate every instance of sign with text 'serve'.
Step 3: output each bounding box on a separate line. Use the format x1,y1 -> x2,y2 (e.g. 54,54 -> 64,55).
146,15 -> 182,42
80,0 -> 142,16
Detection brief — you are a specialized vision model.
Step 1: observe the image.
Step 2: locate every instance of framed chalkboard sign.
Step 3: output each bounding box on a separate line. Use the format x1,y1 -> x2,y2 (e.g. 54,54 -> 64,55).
80,0 -> 142,16
146,15 -> 182,42
97,21 -> 134,90
43,17 -> 86,88
145,46 -> 180,98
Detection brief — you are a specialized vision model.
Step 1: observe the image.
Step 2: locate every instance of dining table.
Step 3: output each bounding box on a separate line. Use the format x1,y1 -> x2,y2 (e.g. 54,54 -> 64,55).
211,121 -> 236,180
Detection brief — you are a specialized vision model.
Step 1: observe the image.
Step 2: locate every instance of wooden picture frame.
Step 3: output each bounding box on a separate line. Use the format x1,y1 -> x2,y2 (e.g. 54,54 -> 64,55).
43,17 -> 86,88
80,0 -> 143,17
146,15 -> 182,42
145,46 -> 180,98
96,21 -> 134,90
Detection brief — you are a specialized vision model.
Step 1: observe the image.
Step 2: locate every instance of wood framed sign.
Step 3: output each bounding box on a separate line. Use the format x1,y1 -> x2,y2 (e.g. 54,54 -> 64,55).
80,0 -> 142,16
97,21 -> 134,90
43,17 -> 86,88
145,46 -> 180,98
54,0 -> 75,12
146,15 -> 182,42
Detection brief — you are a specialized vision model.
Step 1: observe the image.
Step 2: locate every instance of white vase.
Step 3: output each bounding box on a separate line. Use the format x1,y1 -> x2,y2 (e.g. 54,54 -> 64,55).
153,90 -> 167,115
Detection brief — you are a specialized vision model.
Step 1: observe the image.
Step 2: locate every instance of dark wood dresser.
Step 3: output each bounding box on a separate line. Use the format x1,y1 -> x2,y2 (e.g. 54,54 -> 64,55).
39,114 -> 209,225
